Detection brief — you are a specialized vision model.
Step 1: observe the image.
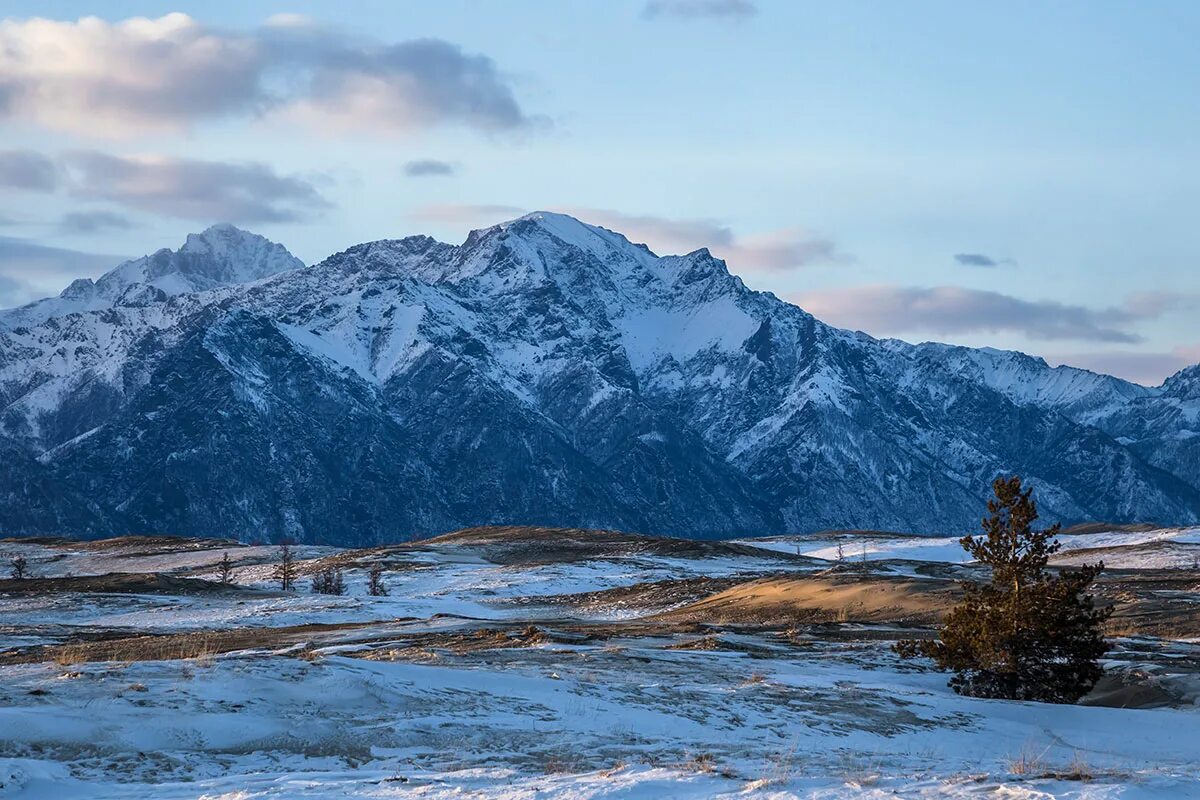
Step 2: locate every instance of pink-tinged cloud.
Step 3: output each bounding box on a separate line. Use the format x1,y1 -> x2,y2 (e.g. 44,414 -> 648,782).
1047,345 -> 1200,387
0,14 -> 536,138
790,284 -> 1194,344
408,204 -> 848,271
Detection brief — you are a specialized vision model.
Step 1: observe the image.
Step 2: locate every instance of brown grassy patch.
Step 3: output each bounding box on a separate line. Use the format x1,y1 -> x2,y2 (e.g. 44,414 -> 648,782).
658,575 -> 960,626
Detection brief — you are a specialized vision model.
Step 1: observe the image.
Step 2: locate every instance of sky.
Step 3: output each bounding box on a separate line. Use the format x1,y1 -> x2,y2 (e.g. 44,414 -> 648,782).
0,1 -> 1197,385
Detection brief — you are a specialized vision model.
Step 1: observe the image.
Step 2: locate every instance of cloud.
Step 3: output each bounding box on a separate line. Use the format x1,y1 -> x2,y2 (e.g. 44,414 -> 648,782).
642,0 -> 758,20
0,236 -> 125,307
555,208 -> 848,270
953,252 -> 1013,268
1047,345 -> 1200,387
284,37 -> 537,135
1176,343 -> 1200,363
403,159 -> 457,177
721,228 -> 849,271
1121,290 -> 1198,318
63,151 -> 332,224
406,204 -> 846,271
0,14 -> 537,138
0,150 -> 58,191
58,210 -> 135,235
0,14 -> 265,137
790,284 -> 1191,344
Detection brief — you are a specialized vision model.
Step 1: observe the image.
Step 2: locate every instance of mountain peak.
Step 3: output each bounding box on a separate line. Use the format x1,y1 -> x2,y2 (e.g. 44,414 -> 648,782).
93,225 -> 304,300
1162,363 -> 1200,398
178,224 -> 302,273
181,223 -> 259,252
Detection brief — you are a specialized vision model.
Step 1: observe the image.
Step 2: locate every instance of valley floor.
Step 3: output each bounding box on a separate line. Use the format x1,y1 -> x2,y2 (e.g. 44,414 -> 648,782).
0,526 -> 1198,798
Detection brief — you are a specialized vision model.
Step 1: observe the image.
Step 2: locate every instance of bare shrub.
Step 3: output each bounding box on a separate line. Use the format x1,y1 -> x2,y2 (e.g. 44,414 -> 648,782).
9,554 -> 28,580
311,567 -> 346,595
274,542 -> 297,591
1007,743 -> 1049,776
367,562 -> 389,596
217,551 -> 234,585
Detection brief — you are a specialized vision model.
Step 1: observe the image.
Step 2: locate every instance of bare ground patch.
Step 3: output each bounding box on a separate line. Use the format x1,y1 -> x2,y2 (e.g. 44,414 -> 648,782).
0,572 -> 257,596
423,526 -> 820,567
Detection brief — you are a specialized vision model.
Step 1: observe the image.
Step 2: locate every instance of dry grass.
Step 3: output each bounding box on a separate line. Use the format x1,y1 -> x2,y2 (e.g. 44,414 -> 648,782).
540,752 -> 588,774
11,620 -> 392,666
659,575 -> 959,626
49,634 -> 223,666
839,753 -> 883,787
1006,743 -> 1050,776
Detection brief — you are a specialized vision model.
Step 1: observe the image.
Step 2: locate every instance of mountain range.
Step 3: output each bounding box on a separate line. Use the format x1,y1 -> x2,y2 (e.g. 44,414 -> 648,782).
1,213 -> 1197,543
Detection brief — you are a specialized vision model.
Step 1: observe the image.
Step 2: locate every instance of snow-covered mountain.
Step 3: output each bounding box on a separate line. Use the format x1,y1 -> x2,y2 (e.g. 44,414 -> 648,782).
1,213 -> 1197,542
0,224 -> 303,328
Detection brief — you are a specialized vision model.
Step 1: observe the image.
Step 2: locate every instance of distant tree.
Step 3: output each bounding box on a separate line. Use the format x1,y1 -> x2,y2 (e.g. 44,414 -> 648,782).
274,542 -> 297,591
897,476 -> 1111,703
311,566 -> 346,596
835,542 -> 846,563
367,562 -> 389,597
217,551 -> 234,585
9,554 -> 28,580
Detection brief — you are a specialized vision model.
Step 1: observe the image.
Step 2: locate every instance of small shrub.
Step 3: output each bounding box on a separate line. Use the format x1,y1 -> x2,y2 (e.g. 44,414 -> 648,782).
1007,744 -> 1047,776
311,567 -> 346,596
273,542 -> 297,591
367,562 -> 389,596
217,551 -> 234,585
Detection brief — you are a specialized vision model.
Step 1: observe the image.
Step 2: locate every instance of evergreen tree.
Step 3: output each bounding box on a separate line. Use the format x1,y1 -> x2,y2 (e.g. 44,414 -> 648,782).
897,476 -> 1111,703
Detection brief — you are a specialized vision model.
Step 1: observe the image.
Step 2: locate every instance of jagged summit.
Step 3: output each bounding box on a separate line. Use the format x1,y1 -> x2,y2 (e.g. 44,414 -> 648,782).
1162,363 -> 1200,398
0,226 -> 304,328
0,215 -> 1198,541
107,223 -> 303,293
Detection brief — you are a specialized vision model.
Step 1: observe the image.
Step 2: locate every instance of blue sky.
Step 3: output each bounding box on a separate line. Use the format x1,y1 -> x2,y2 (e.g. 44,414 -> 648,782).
1,1 -> 1197,383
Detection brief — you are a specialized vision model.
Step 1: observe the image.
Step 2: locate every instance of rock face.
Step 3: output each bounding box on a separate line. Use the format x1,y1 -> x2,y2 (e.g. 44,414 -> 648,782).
1,213 -> 1198,543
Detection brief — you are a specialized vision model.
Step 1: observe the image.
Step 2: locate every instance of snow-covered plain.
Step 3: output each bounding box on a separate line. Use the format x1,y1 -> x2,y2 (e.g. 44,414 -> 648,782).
744,527 -> 1200,568
1,528 -> 1198,798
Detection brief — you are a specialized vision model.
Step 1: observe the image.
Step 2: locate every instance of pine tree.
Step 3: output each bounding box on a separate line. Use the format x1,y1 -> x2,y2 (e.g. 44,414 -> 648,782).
217,551 -> 234,585
274,542 -> 296,591
367,562 -> 389,596
897,476 -> 1111,703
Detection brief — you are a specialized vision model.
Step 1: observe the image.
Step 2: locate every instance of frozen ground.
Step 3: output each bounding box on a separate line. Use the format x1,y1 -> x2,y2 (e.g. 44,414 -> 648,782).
0,526 -> 1198,798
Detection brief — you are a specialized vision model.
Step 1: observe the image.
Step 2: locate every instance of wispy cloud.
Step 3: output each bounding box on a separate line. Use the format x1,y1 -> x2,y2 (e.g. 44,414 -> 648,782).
0,14 -> 540,138
555,207 -> 848,271
642,0 -> 758,20
58,210 -> 135,235
63,151 -> 332,224
0,237 -> 126,308
408,204 -> 846,271
1047,345 -> 1200,386
403,159 -> 457,177
792,284 -> 1193,344
0,150 -> 59,192
953,252 -> 1013,268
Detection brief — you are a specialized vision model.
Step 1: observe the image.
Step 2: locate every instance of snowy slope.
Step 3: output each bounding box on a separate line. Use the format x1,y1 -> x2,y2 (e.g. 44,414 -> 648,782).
0,224 -> 303,328
0,212 -> 1198,541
